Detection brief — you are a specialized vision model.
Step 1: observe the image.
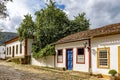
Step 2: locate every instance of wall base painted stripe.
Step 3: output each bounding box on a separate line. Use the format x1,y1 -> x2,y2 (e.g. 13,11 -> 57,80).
118,46 -> 120,76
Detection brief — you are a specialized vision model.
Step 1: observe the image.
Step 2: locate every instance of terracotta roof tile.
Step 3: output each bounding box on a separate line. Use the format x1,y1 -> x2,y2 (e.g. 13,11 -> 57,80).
54,23 -> 120,45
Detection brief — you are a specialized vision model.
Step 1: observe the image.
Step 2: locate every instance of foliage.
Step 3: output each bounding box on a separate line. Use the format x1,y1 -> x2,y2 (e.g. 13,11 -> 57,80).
11,58 -> 21,64
18,0 -> 90,58
35,0 -> 69,49
18,14 -> 35,41
32,45 -> 55,59
64,13 -> 89,35
108,69 -> 117,76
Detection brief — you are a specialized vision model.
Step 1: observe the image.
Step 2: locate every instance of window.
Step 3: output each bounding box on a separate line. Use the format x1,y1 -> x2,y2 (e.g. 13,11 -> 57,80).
7,47 -> 8,55
20,44 -> 22,54
76,48 -> 85,64
97,47 -> 110,68
16,45 -> 18,54
9,47 -> 11,55
57,49 -> 63,63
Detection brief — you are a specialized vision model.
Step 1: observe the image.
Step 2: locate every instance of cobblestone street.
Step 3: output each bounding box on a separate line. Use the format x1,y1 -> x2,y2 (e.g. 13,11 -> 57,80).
0,61 -> 106,80
0,61 -> 66,80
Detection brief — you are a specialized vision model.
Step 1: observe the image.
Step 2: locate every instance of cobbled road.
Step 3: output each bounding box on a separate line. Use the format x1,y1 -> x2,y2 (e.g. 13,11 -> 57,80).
0,60 -> 107,80
0,61 -> 65,80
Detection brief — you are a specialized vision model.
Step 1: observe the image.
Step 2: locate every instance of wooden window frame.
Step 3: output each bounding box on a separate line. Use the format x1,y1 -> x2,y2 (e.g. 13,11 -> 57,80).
57,49 -> 63,63
20,43 -> 22,54
7,47 -> 8,55
9,47 -> 11,55
76,47 -> 85,64
97,47 -> 110,69
16,45 -> 18,54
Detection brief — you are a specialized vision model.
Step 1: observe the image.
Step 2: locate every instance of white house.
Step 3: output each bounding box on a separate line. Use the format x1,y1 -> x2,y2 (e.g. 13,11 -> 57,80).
53,23 -> 120,79
4,37 -> 33,64
0,45 -> 5,59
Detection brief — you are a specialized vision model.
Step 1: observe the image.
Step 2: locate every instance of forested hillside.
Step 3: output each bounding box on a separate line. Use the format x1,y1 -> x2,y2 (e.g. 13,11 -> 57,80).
0,32 -> 18,45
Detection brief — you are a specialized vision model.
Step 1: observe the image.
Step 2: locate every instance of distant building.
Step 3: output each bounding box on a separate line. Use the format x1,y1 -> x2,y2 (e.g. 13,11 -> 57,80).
4,37 -> 33,64
0,45 -> 5,59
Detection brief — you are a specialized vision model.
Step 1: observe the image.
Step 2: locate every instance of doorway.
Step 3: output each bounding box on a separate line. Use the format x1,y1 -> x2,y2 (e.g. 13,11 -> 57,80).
12,46 -> 14,57
66,49 -> 73,70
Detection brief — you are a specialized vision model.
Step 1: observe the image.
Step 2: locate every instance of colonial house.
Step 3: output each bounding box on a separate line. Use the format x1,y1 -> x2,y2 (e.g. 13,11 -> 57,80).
0,45 -> 5,59
53,23 -> 120,78
4,37 -> 33,64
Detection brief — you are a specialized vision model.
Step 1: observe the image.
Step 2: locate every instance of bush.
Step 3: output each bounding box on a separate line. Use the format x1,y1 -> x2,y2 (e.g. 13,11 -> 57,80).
108,69 -> 117,76
32,45 -> 55,59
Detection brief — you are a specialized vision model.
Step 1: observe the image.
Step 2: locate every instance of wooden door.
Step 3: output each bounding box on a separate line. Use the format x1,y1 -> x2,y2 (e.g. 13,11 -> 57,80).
12,46 -> 14,57
66,49 -> 73,70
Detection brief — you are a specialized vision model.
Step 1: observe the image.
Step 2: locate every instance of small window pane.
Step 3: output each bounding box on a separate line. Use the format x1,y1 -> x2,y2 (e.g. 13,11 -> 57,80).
98,49 -> 109,68
58,50 -> 62,55
57,50 -> 63,63
77,48 -> 84,63
99,50 -> 107,58
78,49 -> 84,55
16,45 -> 18,54
9,47 -> 11,55
7,47 -> 8,55
99,59 -> 107,66
20,44 -> 22,54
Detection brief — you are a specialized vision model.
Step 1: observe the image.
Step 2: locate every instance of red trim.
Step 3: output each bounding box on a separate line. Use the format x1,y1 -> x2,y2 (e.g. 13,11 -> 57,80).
24,39 -> 27,56
88,39 -> 91,69
66,48 -> 73,69
57,49 -> 63,63
12,46 -> 14,57
76,47 -> 85,64
16,45 -> 18,54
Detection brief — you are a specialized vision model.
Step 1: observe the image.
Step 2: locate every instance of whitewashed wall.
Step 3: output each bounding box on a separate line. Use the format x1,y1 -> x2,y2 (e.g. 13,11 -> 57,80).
91,34 -> 120,75
0,46 -> 5,59
27,39 -> 33,55
55,40 -> 89,72
5,40 -> 24,58
31,56 -> 55,68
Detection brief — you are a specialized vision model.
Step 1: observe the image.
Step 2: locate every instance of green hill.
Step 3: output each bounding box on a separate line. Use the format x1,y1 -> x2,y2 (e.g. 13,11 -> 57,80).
0,32 -> 18,45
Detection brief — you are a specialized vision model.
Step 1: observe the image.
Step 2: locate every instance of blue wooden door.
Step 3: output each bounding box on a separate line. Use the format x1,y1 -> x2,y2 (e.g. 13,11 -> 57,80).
67,49 -> 73,70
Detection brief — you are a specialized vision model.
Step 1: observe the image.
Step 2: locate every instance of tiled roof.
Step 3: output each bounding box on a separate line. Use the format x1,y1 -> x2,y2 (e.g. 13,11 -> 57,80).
54,23 -> 120,45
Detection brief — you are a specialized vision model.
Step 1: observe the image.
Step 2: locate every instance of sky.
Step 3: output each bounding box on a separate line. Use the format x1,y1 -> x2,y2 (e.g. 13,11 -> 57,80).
0,0 -> 120,32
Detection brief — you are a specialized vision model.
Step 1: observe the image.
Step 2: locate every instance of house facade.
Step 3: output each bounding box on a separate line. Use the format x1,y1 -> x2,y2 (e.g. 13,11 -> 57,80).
5,37 -> 33,64
0,45 -> 5,59
54,23 -> 120,77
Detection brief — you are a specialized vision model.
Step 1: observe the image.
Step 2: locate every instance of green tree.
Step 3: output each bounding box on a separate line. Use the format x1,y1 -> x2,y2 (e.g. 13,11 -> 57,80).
18,14 -> 35,41
18,0 -> 90,58
65,13 -> 89,35
73,13 -> 89,31
34,0 -> 69,49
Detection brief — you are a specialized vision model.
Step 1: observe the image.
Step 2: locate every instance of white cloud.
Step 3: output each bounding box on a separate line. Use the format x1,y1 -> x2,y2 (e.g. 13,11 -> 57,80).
1,0 -> 120,32
55,0 -> 120,29
0,0 -> 45,32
